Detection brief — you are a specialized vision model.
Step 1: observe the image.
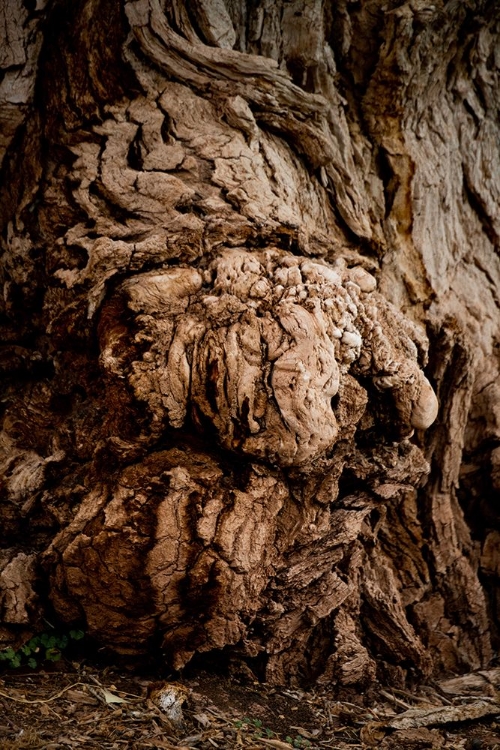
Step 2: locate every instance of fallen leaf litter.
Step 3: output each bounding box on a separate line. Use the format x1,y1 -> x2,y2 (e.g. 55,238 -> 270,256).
0,666 -> 499,749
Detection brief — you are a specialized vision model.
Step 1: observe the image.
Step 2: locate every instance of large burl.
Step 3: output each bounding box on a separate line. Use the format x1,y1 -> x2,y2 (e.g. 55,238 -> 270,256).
46,247 -> 439,678
101,248 -> 438,465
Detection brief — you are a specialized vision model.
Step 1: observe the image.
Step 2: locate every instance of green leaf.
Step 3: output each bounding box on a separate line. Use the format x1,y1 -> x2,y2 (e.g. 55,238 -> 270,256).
45,648 -> 62,662
28,658 -> 37,669
69,630 -> 84,641
41,634 -> 57,649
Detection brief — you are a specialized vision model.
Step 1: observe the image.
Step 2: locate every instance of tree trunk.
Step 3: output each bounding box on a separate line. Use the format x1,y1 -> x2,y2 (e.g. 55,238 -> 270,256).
1,0 -> 499,689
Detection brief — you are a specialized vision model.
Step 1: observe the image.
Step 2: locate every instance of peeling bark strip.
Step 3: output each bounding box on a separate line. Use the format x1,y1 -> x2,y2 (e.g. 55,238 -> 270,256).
0,0 -> 499,688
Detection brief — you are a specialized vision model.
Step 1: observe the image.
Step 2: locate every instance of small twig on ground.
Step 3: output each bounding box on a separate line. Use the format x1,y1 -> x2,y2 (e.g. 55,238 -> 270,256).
379,688 -> 413,710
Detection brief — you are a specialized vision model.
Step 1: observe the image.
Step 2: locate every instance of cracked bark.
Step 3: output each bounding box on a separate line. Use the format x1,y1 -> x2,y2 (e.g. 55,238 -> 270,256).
1,0 -> 499,689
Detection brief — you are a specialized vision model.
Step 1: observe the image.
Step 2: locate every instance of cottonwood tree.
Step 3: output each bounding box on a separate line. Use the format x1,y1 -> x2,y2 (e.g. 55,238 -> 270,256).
1,0 -> 499,689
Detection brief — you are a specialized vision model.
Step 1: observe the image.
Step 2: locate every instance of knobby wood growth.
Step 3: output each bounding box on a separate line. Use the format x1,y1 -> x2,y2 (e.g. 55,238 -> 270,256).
0,0 -> 499,689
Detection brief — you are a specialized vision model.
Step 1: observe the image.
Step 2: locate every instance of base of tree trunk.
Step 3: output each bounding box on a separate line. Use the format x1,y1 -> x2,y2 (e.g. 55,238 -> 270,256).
0,0 -> 499,688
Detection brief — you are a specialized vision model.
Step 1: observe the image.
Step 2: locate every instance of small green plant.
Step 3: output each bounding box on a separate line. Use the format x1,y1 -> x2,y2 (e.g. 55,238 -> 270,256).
234,717 -> 276,740
0,629 -> 84,670
234,719 -> 311,746
285,736 -> 312,748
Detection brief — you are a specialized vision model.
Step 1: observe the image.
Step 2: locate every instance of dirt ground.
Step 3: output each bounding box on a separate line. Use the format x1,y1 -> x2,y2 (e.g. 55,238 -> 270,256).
1,656 -> 500,750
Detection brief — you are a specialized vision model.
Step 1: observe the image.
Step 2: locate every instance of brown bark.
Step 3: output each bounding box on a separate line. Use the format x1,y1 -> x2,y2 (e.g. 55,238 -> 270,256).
0,0 -> 499,689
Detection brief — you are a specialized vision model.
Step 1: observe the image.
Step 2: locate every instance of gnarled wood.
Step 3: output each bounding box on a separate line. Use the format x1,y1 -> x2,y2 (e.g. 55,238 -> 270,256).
0,0 -> 499,688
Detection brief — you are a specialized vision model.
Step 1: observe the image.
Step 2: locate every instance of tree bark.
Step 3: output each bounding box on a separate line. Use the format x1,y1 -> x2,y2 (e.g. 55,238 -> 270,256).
1,0 -> 499,689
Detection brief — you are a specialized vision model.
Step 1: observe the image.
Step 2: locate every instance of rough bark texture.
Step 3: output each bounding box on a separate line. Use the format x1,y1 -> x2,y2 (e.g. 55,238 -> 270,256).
1,0 -> 499,689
